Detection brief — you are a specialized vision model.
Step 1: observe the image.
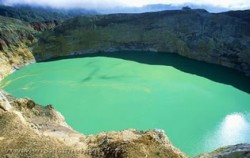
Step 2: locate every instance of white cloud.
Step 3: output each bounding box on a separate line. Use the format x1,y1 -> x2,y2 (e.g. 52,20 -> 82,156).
1,0 -> 250,10
2,0 -> 124,9
123,0 -> 250,9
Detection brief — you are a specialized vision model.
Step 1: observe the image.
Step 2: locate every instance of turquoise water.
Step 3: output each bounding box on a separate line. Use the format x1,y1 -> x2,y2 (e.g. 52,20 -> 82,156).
1,54 -> 250,156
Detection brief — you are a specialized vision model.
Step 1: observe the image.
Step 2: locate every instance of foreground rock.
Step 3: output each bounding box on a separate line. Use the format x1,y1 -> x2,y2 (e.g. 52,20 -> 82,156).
34,9 -> 250,76
0,92 -> 187,158
196,144 -> 250,158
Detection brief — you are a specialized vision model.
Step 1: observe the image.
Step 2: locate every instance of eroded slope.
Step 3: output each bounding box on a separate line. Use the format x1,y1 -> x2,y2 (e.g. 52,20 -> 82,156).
0,16 -> 37,79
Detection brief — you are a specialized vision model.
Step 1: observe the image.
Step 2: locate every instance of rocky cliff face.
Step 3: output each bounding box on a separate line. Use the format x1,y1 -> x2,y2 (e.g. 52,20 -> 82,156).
0,16 -> 62,80
34,9 -> 250,76
0,16 -> 37,80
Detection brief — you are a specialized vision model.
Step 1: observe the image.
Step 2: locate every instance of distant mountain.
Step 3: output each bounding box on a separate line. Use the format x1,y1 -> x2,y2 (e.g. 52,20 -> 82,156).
0,3 -> 239,20
99,3 -> 229,14
222,10 -> 250,23
0,5 -> 97,22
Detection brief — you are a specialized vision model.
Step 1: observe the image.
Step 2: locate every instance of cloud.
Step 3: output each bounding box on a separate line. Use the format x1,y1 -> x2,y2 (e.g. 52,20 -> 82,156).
1,0 -> 250,10
1,0 -> 124,9
124,0 -> 250,10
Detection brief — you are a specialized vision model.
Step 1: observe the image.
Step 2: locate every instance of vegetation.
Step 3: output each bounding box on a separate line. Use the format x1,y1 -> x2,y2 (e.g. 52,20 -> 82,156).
0,15 -> 38,78
0,15 -> 37,51
222,10 -> 250,23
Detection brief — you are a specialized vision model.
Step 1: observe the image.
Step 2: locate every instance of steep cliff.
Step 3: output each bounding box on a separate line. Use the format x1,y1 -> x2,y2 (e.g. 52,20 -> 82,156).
33,9 -> 250,76
0,15 -> 64,80
0,16 -> 37,80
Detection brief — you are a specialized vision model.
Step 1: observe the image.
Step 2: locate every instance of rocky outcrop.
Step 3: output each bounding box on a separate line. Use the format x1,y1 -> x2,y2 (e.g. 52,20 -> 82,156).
33,9 -> 250,76
0,15 -> 37,80
0,15 -> 67,80
0,92 -> 187,158
195,144 -> 250,158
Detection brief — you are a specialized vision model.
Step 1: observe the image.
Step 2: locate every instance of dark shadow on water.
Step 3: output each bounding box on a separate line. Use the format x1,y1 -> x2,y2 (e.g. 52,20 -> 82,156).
42,51 -> 250,94
81,68 -> 99,82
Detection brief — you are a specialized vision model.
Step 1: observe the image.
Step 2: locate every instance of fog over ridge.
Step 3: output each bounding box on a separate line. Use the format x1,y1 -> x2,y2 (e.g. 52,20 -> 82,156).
0,0 -> 249,11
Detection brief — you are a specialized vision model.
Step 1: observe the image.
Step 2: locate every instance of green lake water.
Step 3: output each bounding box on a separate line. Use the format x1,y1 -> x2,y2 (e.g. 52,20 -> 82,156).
1,52 -> 250,156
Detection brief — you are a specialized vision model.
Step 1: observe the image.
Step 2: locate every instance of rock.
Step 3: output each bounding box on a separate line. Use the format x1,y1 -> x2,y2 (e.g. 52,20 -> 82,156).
27,100 -> 36,109
195,144 -> 250,158
0,39 -> 7,51
86,129 -> 187,158
15,98 -> 36,110
46,104 -> 54,110
0,91 -> 12,111
16,98 -> 28,108
0,16 -> 37,80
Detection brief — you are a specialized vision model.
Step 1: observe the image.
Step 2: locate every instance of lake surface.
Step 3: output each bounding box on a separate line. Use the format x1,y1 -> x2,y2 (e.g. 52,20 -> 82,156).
1,52 -> 250,156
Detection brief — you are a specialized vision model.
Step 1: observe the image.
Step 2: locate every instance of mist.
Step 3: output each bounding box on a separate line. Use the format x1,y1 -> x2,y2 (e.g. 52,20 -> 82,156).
0,0 -> 249,13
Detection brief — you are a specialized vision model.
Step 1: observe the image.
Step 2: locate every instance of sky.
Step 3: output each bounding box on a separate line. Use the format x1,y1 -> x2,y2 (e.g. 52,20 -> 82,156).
1,0 -> 250,10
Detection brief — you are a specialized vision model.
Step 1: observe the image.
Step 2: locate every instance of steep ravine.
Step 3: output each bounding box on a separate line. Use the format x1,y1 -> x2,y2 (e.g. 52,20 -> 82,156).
0,9 -> 250,158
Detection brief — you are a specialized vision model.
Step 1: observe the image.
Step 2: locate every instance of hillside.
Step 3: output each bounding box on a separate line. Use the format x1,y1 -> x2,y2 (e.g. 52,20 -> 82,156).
0,15 -> 38,79
33,9 -> 250,76
222,10 -> 250,23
